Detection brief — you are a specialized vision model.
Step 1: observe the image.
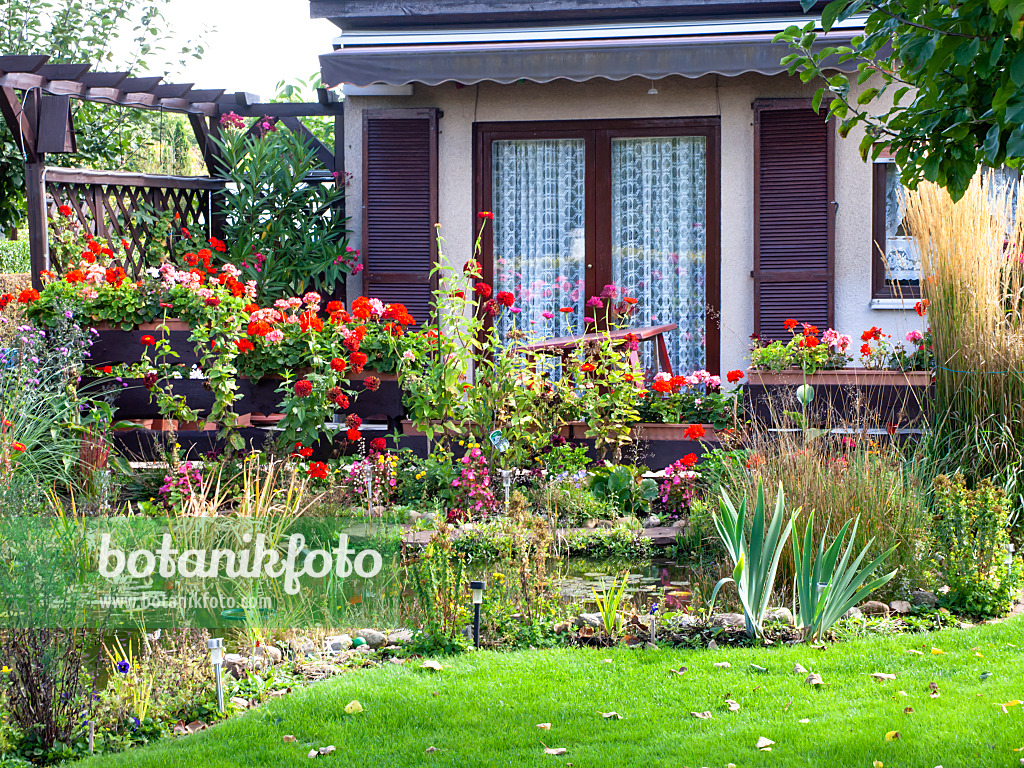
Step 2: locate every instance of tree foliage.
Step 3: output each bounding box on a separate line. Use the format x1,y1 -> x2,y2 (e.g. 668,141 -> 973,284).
777,0 -> 1024,199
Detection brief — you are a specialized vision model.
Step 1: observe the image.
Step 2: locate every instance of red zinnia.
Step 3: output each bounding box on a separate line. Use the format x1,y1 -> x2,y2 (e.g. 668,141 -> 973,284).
558,307 -> 574,314
474,282 -> 492,298
205,297 -> 221,307
294,379 -> 313,397
477,211 -> 494,220
346,414 -> 362,429
350,351 -> 367,373
685,424 -> 705,440
496,290 -> 514,307
580,363 -> 596,373
346,428 -> 361,442
307,462 -> 329,480
370,437 -> 387,452
463,260 -> 482,278
140,335 -> 156,346
364,376 -> 381,392
726,369 -> 744,383
330,357 -> 347,373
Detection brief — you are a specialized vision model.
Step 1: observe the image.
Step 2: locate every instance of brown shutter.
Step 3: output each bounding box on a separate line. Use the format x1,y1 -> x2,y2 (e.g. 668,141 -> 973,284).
753,100 -> 834,340
362,108 -> 438,326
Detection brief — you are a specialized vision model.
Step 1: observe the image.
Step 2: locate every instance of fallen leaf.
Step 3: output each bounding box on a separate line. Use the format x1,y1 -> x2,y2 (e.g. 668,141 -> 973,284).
885,731 -> 901,742
308,749 -> 318,759
798,718 -> 810,724
421,660 -> 443,671
873,762 -> 884,768
981,672 -> 993,680
756,736 -> 775,750
976,652 -> 985,658
690,711 -> 713,719
714,661 -> 731,669
928,682 -> 940,698
669,666 -> 687,676
806,673 -> 824,686
283,735 -> 297,743
750,663 -> 768,673
344,700 -> 363,714
543,746 -> 567,756
318,746 -> 335,756
903,707 -> 915,714
905,649 -> 923,655
391,658 -> 407,665
999,705 -> 1009,714
425,746 -> 438,753
930,648 -> 946,655
872,673 -> 897,681
602,658 -> 613,664
601,711 -> 622,719
725,699 -> 741,712
810,643 -> 826,650
898,690 -> 908,697
793,663 -> 808,675
536,723 -> 552,730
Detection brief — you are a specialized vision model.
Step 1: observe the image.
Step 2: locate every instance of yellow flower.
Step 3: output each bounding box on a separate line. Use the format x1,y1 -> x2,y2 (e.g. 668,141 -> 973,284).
1,665 -> 10,674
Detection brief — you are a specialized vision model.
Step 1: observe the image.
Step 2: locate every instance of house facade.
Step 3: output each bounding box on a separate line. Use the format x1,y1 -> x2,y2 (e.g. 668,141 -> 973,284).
312,0 -> 921,376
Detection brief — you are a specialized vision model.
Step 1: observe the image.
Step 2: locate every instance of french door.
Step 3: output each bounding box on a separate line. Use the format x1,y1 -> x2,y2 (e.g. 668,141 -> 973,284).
475,119 -> 720,375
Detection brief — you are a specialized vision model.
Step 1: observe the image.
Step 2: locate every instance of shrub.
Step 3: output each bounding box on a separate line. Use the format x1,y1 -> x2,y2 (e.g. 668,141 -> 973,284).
931,475 -> 1024,616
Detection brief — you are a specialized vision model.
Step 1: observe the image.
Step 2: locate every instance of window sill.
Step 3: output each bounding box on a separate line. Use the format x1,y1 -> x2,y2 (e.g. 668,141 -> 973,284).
870,297 -> 918,311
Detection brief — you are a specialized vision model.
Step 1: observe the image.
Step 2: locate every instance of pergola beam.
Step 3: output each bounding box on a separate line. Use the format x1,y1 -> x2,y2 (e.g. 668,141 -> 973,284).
0,55 -> 49,73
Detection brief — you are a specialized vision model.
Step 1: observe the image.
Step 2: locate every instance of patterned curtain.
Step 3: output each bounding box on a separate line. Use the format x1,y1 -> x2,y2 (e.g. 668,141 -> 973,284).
883,162 -> 921,284
611,137 -> 707,374
492,139 -> 586,342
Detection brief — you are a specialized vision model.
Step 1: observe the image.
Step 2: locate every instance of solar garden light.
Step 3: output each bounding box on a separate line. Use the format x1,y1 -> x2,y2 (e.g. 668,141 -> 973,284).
470,581 -> 486,649
207,637 -> 224,713
1007,543 -> 1016,578
499,468 -> 513,509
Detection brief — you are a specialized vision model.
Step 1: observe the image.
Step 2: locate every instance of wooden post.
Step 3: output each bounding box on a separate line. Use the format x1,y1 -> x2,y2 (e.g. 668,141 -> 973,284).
25,160 -> 49,288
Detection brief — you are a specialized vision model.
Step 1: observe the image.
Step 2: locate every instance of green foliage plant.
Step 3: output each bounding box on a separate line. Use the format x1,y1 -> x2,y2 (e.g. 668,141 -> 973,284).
791,510 -> 897,642
591,571 -> 631,637
709,482 -> 794,639
588,464 -> 658,520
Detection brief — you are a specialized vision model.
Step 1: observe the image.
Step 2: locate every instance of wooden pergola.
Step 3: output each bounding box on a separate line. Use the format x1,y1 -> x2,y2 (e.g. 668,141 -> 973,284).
0,54 -> 345,286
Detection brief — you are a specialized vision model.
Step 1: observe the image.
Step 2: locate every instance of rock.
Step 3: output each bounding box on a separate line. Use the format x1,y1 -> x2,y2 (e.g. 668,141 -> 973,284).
290,638 -> 317,657
615,517 -> 634,527
673,613 -> 698,629
642,516 -> 661,528
553,621 -> 571,634
461,523 -> 475,531
583,519 -> 599,529
861,600 -> 890,616
408,511 -> 422,522
354,629 -> 387,649
765,607 -> 795,625
371,505 -> 387,517
889,600 -> 912,615
842,606 -> 862,620
356,644 -> 374,655
713,612 -> 745,629
223,653 -> 248,680
576,613 -> 604,629
599,520 -> 616,529
387,629 -> 413,645
422,512 -> 436,523
911,589 -> 937,608
254,645 -> 283,664
325,634 -> 352,653
672,519 -> 688,529
229,696 -> 250,709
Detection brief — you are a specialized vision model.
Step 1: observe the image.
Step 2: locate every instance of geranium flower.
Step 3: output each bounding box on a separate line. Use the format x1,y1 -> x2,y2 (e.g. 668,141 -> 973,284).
307,462 -> 329,480
906,329 -> 924,343
325,300 -> 345,315
784,318 -> 798,331
681,453 -> 698,468
685,424 -> 705,440
294,380 -> 313,397
915,299 -> 929,316
17,289 -> 39,303
140,335 -> 156,346
346,428 -> 361,441
235,339 -> 254,353
352,296 -> 372,320
800,335 -> 820,348
292,443 -> 313,459
100,365 -> 113,374
861,326 -> 883,342
58,204 -> 73,217
727,370 -> 744,383
370,437 -> 387,452
801,323 -> 819,336
860,343 -> 872,356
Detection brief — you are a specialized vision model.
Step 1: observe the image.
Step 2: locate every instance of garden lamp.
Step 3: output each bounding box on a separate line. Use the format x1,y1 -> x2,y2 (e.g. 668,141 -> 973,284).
1006,543 -> 1016,578
207,637 -> 224,713
470,581 -> 486,649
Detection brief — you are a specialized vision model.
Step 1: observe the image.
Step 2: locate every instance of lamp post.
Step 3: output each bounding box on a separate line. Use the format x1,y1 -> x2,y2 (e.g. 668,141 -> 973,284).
470,581 -> 485,649
207,637 -> 224,713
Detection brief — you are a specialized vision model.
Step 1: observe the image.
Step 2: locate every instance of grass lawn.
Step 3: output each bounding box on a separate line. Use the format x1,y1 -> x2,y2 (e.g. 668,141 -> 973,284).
83,618 -> 1024,768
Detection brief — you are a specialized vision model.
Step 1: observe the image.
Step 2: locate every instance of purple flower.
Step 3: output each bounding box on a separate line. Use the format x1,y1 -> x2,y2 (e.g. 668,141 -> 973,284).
541,311 -> 554,320
584,316 -> 596,324
601,284 -> 618,298
586,296 -> 603,308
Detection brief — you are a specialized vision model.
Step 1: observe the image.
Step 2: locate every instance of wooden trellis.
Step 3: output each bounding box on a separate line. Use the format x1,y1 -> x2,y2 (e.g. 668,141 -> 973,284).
44,168 -> 225,276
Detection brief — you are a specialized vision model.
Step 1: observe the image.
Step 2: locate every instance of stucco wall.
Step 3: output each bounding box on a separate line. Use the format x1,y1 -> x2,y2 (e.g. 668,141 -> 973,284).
342,73 -> 921,374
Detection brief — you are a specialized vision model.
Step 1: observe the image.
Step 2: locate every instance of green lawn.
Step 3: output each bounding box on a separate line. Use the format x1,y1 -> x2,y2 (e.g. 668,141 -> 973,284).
84,619 -> 1024,768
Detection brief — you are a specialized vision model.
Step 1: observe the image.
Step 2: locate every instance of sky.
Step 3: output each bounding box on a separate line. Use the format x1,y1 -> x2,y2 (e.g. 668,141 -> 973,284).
115,0 -> 339,101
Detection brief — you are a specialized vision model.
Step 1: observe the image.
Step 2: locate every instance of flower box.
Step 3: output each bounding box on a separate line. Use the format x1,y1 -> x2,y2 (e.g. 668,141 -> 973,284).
90,319 -> 199,368
241,371 -> 405,428
744,368 -> 932,426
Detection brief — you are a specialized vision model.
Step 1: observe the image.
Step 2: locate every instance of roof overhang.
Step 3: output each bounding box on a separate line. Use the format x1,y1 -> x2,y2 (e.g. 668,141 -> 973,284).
319,19 -> 862,87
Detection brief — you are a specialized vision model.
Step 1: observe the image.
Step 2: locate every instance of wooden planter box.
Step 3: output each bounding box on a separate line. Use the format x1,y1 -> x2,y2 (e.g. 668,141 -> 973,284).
744,368 -> 932,426
90,319 -> 199,368
82,376 -> 238,420
244,371 -> 404,427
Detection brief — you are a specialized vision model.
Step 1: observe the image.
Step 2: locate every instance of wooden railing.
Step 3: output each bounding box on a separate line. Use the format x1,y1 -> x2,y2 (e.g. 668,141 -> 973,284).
43,167 -> 226,277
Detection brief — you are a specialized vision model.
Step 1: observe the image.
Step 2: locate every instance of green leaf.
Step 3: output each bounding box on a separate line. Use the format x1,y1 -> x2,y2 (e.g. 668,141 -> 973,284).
820,0 -> 848,33
1006,125 -> 1024,158
984,123 -> 1002,163
1011,51 -> 1024,87
857,87 -> 879,105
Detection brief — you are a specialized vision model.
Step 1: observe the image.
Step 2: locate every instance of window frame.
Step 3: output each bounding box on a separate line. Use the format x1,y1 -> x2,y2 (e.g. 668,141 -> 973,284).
473,117 -> 721,375
872,158 -> 922,301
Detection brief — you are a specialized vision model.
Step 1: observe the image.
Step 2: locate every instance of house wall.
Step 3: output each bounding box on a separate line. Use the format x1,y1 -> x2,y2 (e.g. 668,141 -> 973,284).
341,73 -> 920,375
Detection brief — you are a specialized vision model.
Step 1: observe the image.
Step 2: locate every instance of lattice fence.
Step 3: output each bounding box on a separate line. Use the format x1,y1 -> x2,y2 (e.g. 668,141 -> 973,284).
44,167 -> 226,277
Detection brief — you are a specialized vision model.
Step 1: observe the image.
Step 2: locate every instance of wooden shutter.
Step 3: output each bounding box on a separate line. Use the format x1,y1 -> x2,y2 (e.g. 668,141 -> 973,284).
362,108 -> 438,326
753,100 -> 834,340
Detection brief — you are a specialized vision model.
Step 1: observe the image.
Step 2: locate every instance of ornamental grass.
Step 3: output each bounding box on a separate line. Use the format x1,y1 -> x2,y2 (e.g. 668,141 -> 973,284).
902,172 -> 1024,504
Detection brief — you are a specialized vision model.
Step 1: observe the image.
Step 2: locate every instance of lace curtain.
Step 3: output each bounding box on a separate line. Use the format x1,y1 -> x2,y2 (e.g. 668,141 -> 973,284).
492,139 -> 586,342
611,137 -> 707,374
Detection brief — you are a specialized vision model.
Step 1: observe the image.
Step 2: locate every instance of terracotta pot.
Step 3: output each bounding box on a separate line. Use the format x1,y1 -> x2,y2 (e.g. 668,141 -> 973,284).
250,413 -> 286,427
628,423 -> 720,441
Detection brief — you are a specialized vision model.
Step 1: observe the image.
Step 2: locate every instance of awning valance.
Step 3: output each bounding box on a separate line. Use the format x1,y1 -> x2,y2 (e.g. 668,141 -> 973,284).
319,32 -> 857,87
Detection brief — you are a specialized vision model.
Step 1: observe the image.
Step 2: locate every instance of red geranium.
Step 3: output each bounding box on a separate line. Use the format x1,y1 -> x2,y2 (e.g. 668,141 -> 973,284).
726,369 -> 744,383
292,442 -> 313,458
784,318 -> 798,331
209,236 -> 227,252
346,428 -> 361,442
307,462 -> 329,480
100,365 -> 113,374
247,320 -> 272,337
299,312 -> 324,333
18,289 -> 39,303
0,294 -> 12,309
801,323 -> 819,336
685,424 -> 705,440
800,335 -> 820,348
861,326 -> 883,342
294,379 -> 313,397
915,299 -> 930,316
325,300 -> 345,315
860,343 -> 872,356
681,453 -> 698,468
235,339 -> 255,353
351,296 -> 372,320
370,437 -> 387,452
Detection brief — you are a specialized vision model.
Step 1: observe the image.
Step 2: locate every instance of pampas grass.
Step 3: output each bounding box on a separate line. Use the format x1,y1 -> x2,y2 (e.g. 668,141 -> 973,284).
902,172 -> 1024,491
